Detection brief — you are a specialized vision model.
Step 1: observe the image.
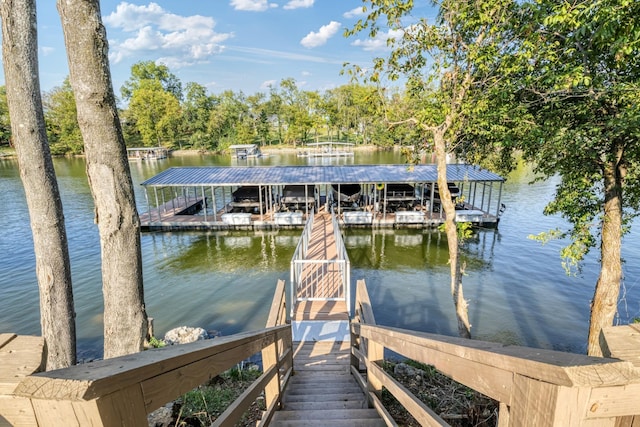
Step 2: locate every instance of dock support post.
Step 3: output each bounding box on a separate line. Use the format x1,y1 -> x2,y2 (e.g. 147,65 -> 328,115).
211,185 -> 216,221
366,334 -> 384,408
201,186 -> 207,222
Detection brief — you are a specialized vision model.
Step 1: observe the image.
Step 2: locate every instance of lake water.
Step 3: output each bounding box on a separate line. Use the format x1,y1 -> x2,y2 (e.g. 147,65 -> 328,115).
1,151 -> 639,360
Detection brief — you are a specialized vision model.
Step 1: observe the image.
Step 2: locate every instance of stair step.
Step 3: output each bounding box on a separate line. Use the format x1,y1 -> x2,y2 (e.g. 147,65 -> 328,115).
282,392 -> 366,403
287,379 -> 359,388
285,385 -> 363,395
294,364 -> 350,372
273,408 -> 382,421
291,370 -> 352,378
270,419 -> 387,427
295,356 -> 350,364
282,400 -> 367,410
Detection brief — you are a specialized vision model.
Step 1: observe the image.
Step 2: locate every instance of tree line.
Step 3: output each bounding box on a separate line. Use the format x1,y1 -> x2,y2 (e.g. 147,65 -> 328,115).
0,62 -> 425,154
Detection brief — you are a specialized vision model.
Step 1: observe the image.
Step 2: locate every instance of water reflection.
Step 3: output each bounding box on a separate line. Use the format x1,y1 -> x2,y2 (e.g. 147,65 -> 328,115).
146,230 -> 298,273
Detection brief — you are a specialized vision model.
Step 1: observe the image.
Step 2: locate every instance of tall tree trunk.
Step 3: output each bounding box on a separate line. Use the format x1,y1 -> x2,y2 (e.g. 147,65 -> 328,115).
587,156 -> 623,356
1,0 -> 76,369
434,126 -> 471,339
57,0 -> 147,358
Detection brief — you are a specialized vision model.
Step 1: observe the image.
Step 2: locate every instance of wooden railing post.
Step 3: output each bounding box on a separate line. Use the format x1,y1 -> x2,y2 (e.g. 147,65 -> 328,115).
30,384 -> 148,427
0,334 -> 45,427
262,279 -> 289,413
261,331 -> 282,412
509,375 -> 619,427
365,328 -> 384,407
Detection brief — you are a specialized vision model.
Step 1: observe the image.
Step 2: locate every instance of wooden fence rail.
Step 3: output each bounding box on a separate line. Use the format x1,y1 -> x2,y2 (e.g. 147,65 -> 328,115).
0,282 -> 292,427
350,279 -> 640,427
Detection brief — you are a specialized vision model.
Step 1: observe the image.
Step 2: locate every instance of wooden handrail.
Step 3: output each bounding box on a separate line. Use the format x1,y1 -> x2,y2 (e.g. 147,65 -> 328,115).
354,278 -> 376,326
290,209 -> 315,316
266,279 -> 288,328
10,325 -> 291,426
331,210 -> 351,315
350,279 -> 640,426
261,278 -> 294,426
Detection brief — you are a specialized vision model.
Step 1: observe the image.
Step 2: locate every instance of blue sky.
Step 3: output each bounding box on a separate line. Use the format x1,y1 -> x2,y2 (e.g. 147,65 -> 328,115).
7,0 -> 435,97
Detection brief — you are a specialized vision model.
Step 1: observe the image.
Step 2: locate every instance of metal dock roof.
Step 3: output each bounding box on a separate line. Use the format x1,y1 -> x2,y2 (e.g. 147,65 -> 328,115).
140,164 -> 504,187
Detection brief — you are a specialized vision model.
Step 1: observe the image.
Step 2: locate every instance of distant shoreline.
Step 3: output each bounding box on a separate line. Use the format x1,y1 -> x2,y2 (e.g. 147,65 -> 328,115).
0,143 -> 401,159
172,143 -> 395,156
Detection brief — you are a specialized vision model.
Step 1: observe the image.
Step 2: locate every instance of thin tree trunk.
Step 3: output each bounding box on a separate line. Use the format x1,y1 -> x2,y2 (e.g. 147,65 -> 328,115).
434,126 -> 471,339
587,156 -> 623,356
1,0 -> 76,369
57,0 -> 147,358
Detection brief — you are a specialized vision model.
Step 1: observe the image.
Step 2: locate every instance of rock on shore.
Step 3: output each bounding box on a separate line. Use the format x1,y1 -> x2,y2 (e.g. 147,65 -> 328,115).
163,326 -> 209,345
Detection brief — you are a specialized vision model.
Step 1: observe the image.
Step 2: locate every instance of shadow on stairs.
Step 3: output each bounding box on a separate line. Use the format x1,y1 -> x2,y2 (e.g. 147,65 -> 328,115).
269,340 -> 385,427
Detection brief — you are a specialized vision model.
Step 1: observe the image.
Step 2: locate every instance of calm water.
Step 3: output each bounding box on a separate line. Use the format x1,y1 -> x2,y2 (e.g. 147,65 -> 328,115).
1,151 -> 639,360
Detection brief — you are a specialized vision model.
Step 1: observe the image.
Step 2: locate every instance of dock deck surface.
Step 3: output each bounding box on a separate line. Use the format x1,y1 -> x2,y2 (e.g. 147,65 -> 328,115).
293,213 -> 349,323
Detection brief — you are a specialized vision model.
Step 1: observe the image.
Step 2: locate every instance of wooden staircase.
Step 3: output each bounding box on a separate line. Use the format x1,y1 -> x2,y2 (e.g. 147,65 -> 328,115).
269,341 -> 385,427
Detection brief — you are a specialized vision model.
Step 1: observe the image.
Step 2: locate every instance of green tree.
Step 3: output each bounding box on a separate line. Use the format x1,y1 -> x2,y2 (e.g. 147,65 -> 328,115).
265,85 -> 285,144
278,78 -> 309,145
246,93 -> 270,145
128,79 -> 181,147
347,0 -> 519,338
207,90 -> 248,149
0,86 -> 11,146
121,60 -> 183,102
181,82 -> 214,149
43,78 -> 83,154
514,0 -> 640,356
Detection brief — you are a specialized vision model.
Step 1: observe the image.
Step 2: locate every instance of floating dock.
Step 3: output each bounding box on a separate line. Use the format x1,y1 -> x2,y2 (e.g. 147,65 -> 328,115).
127,146 -> 168,161
138,164 -> 505,231
297,141 -> 355,158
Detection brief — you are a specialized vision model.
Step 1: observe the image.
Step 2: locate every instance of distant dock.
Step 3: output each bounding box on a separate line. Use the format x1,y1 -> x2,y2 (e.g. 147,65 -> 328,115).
127,146 -> 168,161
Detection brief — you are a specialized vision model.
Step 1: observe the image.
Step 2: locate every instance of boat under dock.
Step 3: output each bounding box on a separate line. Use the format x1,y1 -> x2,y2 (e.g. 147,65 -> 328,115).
139,164 -> 506,231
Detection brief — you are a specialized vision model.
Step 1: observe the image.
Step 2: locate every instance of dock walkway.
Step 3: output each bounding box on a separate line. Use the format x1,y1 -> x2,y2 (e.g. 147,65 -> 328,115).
294,212 -> 343,303
274,213 -> 385,426
290,212 -> 351,342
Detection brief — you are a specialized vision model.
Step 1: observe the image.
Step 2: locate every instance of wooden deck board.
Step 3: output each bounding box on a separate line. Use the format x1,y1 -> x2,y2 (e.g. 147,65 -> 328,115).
296,213 -> 344,301
293,300 -> 349,321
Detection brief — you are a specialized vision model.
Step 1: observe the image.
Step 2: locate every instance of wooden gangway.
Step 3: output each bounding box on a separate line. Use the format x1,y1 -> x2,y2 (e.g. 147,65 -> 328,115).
274,213 -> 384,425
290,211 -> 350,322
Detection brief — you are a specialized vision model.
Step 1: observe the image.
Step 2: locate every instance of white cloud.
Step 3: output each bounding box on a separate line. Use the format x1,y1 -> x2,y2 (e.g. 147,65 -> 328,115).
230,46 -> 344,64
300,21 -> 341,48
351,28 -> 403,52
230,0 -> 278,11
103,2 -> 232,66
260,79 -> 278,89
343,6 -> 366,19
301,71 -> 311,76
41,46 -> 55,56
283,0 -> 314,10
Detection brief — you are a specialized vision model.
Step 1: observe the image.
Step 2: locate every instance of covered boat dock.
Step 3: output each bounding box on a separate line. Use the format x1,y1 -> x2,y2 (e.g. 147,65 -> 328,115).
297,141 -> 355,158
127,146 -> 168,161
138,164 -> 505,230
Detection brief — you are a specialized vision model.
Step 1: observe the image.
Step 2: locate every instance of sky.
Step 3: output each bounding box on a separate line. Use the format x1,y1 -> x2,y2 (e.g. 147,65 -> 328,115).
1,0 -> 435,97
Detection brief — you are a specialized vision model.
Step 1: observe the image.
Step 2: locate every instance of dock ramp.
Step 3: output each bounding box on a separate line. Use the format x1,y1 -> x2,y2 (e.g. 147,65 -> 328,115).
289,211 -> 350,342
